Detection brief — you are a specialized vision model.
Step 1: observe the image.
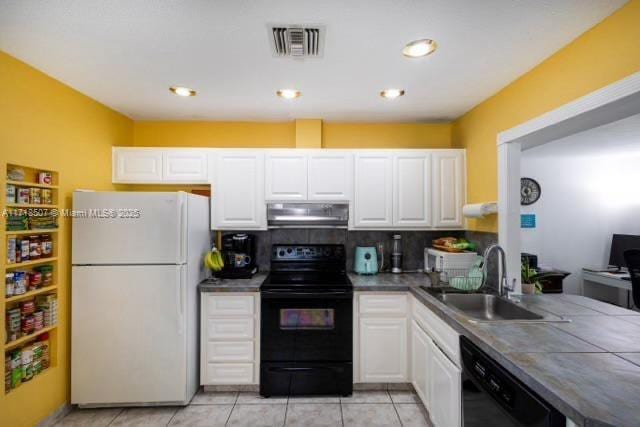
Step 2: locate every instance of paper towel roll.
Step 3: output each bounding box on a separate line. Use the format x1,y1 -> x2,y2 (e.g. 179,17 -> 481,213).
462,202 -> 498,218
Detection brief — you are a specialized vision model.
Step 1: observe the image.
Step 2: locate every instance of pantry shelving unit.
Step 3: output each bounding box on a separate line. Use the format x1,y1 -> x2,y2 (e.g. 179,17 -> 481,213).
2,163 -> 59,394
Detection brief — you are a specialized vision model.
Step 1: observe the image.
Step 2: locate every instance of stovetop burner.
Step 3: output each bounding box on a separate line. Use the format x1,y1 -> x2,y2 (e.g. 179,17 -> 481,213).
262,271 -> 352,288
261,244 -> 351,290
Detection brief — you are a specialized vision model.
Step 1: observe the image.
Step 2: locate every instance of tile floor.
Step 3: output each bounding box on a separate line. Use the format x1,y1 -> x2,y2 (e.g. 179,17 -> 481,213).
54,389 -> 432,427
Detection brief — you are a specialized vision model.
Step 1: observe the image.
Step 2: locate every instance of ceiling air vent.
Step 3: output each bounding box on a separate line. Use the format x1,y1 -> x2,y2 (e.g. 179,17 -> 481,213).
270,26 -> 324,58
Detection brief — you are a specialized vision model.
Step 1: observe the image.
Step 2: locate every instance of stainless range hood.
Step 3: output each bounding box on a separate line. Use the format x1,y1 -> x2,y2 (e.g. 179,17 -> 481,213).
267,203 -> 349,228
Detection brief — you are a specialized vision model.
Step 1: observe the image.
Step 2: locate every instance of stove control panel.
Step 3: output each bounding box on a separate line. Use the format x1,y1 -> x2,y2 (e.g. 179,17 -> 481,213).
272,245 -> 345,261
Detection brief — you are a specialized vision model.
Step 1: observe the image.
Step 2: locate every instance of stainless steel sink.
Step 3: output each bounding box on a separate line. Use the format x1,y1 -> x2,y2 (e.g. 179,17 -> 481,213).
438,293 -> 544,321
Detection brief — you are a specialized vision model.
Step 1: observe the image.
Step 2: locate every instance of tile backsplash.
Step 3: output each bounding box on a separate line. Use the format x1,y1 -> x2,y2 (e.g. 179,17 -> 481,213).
217,229 -> 498,272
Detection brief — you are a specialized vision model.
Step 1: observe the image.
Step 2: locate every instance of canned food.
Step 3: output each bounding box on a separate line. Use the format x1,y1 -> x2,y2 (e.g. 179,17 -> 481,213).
41,189 -> 53,205
28,271 -> 42,290
41,235 -> 53,257
5,273 -> 15,298
29,235 -> 41,260
6,184 -> 16,203
17,188 -> 30,204
29,188 -> 41,205
12,272 -> 26,295
7,235 -> 16,264
38,172 -> 52,185
20,239 -> 30,262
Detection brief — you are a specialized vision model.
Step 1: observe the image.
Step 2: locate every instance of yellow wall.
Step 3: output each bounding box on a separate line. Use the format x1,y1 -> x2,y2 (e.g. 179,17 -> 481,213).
134,121 -> 296,148
323,123 -> 452,148
133,121 -> 453,149
453,0 -> 640,232
0,51 -> 133,426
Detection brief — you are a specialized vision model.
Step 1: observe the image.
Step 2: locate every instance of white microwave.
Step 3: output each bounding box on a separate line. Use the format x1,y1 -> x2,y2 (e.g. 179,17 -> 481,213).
424,248 -> 479,273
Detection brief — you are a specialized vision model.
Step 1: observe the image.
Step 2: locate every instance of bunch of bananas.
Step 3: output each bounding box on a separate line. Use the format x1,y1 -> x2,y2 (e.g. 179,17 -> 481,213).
204,246 -> 224,272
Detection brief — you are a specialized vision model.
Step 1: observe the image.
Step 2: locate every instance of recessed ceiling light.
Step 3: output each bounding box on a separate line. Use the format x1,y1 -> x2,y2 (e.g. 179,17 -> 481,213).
277,89 -> 301,99
380,89 -> 405,99
169,86 -> 197,97
402,39 -> 437,58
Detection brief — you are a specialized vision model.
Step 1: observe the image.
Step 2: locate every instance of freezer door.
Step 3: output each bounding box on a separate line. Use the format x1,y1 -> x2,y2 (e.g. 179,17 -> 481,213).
72,191 -> 187,265
72,265 -> 188,405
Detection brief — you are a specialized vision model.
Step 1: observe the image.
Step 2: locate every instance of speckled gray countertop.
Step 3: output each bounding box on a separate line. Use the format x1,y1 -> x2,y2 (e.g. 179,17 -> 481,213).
199,273 -> 266,292
200,272 -> 640,426
408,286 -> 640,427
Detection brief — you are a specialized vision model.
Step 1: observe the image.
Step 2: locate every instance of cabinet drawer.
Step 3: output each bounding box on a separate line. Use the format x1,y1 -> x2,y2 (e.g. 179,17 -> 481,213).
205,363 -> 254,384
206,295 -> 255,316
413,297 -> 460,365
206,318 -> 254,340
206,341 -> 254,362
359,294 -> 408,315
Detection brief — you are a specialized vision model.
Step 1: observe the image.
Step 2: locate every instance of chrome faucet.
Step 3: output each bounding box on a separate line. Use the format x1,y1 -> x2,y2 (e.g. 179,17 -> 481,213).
482,244 -> 515,298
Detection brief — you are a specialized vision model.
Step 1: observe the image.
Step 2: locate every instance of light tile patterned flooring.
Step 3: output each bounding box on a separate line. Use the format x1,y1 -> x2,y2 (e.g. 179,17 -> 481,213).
55,389 -> 432,426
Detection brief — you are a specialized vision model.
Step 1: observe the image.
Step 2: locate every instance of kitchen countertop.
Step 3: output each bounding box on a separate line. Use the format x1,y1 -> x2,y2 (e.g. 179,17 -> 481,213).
199,273 -> 266,292
199,272 -> 640,426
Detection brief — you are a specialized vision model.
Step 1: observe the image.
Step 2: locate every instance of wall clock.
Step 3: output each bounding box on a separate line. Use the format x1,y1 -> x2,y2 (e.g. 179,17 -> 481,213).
521,178 -> 541,205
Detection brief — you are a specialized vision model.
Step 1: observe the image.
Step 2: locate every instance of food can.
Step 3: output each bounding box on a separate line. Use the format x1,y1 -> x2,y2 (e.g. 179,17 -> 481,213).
29,188 -> 41,205
20,239 -> 30,262
6,184 -> 16,203
13,271 -> 26,295
5,273 -> 15,298
41,189 -> 53,205
29,235 -> 41,260
38,172 -> 53,185
41,235 -> 53,257
28,271 -> 42,290
17,188 -> 30,204
7,235 -> 16,264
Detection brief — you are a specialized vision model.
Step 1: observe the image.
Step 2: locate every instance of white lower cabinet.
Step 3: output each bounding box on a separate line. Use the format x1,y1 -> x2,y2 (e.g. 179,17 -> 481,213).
356,293 -> 408,383
411,320 -> 432,410
201,293 -> 259,385
429,339 -> 462,427
359,317 -> 408,382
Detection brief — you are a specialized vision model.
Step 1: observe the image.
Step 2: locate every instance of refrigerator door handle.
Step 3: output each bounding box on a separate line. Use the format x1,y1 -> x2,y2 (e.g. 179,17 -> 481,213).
178,196 -> 188,264
177,266 -> 185,335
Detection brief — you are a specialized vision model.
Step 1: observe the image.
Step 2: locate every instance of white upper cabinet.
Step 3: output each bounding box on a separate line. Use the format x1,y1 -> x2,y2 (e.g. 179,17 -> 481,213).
112,148 -> 208,184
433,150 -> 465,228
113,148 -> 163,183
211,150 -> 265,230
393,151 -> 431,227
163,150 -> 209,183
265,151 -> 308,201
428,339 -> 462,427
353,152 -> 393,227
307,151 -> 353,201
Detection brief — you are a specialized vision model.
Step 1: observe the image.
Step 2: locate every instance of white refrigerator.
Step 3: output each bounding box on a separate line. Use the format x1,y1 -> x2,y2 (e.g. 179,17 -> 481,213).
71,191 -> 210,407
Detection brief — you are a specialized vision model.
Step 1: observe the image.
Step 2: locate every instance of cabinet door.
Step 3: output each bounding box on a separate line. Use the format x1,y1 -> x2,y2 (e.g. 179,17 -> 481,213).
212,151 -> 266,229
265,151 -> 307,200
359,317 -> 407,382
393,152 -> 431,227
433,151 -> 465,228
308,151 -> 353,201
112,148 -> 163,183
411,321 -> 432,411
353,152 -> 393,227
429,340 -> 462,427
163,150 -> 209,183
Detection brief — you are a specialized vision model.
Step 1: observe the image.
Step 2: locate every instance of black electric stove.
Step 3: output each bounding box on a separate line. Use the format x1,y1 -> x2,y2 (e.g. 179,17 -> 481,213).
260,244 -> 353,397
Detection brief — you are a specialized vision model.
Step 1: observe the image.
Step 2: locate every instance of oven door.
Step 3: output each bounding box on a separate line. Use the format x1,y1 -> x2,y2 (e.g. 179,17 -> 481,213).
261,289 -> 353,362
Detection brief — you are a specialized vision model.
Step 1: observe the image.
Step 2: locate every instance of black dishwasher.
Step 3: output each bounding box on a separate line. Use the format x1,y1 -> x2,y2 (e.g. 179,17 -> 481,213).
461,336 -> 566,427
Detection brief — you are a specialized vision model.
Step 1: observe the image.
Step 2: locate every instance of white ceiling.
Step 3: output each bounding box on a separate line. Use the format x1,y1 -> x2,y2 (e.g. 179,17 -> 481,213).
0,0 -> 627,122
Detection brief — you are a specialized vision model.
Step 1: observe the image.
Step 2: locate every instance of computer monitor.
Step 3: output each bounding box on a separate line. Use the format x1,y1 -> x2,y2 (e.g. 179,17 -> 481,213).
609,234 -> 640,269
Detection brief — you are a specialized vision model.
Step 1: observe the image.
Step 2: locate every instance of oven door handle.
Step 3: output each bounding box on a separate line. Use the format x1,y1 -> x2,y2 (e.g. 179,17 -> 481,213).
267,366 -> 339,373
261,290 -> 353,299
